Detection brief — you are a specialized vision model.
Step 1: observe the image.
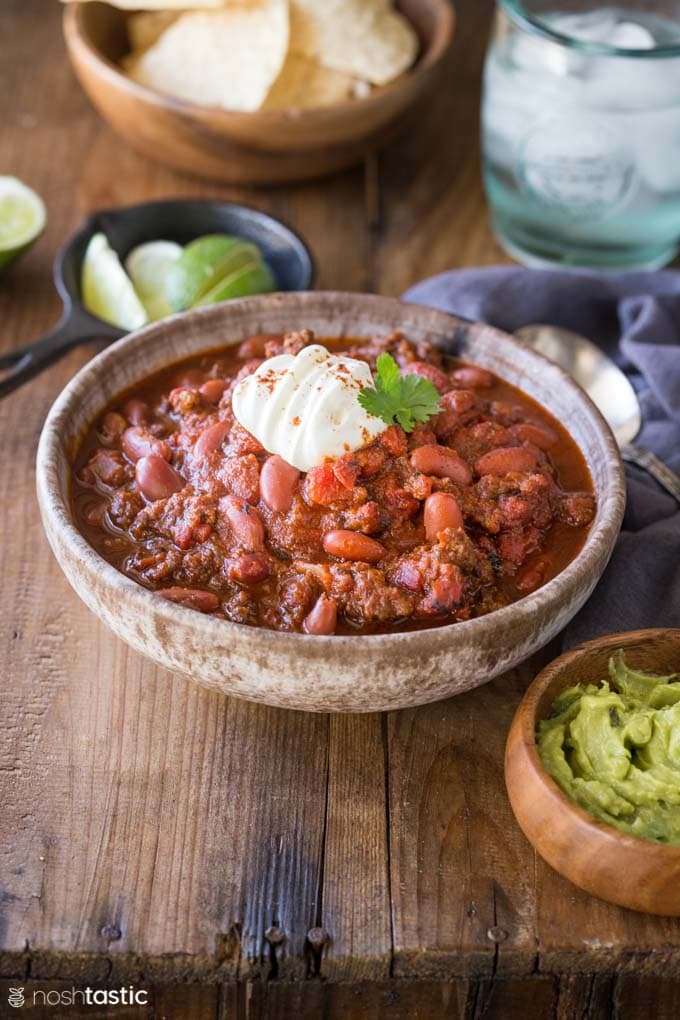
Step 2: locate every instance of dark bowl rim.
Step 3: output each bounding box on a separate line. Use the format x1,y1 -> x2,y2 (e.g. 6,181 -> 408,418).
62,0 -> 456,122
508,626 -> 680,858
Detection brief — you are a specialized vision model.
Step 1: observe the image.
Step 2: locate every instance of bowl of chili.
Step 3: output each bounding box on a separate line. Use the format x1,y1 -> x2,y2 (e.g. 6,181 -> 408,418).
36,292 -> 626,712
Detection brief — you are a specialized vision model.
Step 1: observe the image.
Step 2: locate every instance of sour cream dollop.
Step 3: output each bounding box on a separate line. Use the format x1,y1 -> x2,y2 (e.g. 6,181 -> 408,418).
232,344 -> 386,472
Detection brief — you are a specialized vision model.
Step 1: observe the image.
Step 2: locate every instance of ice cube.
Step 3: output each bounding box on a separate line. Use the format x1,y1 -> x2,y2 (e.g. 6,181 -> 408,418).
510,28 -> 572,76
582,52 -> 680,111
545,10 -> 620,45
610,21 -> 655,50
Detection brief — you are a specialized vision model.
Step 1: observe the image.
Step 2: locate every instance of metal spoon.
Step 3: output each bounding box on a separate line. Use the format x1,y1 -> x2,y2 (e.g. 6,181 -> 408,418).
515,323 -> 680,503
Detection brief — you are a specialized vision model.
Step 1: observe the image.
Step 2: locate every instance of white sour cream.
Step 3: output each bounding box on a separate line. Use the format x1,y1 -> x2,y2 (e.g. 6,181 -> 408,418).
231,344 -> 386,472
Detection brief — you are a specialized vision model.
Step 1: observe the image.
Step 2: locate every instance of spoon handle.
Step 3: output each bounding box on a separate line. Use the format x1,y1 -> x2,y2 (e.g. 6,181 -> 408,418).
621,444 -> 680,504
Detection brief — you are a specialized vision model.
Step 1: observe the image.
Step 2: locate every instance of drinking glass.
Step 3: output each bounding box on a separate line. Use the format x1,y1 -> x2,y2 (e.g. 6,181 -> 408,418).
482,1 -> 680,269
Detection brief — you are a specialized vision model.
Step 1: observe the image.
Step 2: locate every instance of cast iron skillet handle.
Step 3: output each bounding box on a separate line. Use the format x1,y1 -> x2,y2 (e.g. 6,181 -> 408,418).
0,313 -> 123,400
620,444 -> 680,505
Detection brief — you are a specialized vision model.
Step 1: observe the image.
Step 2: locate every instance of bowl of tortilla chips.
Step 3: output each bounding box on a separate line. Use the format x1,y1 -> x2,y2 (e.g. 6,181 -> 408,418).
62,0 -> 455,184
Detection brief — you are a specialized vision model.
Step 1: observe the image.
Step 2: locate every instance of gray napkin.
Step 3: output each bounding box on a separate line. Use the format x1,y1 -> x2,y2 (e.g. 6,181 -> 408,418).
403,268 -> 680,644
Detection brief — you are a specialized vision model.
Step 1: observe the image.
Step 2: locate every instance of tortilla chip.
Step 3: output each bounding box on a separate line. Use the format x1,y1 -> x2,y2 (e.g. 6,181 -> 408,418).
127,12 -> 180,53
126,2 -> 290,113
263,52 -> 368,110
290,0 -> 418,87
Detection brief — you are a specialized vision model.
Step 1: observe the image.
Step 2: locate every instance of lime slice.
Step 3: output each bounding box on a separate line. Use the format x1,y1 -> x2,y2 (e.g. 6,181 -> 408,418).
0,177 -> 46,270
125,240 -> 182,321
195,258 -> 276,306
81,233 -> 148,331
165,235 -> 264,312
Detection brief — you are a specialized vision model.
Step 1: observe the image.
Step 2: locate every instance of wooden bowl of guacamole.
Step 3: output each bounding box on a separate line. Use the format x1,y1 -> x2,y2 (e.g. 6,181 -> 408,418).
506,628 -> 680,916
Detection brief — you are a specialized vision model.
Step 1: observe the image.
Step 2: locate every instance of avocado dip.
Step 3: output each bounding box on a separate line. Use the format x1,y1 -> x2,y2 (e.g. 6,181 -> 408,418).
538,651 -> 680,845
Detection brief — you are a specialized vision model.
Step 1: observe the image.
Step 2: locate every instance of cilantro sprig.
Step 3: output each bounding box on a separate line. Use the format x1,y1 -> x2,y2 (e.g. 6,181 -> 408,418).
358,353 -> 441,433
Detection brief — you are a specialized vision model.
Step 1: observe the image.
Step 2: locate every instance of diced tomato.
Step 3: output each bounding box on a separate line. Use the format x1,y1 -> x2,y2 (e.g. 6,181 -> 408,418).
332,457 -> 359,489
305,464 -> 356,506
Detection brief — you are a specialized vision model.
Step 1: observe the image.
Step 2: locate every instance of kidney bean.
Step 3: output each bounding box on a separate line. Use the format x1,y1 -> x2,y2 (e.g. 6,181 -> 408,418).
122,398 -> 150,426
323,530 -> 385,563
410,444 -> 472,485
98,411 -> 127,445
157,587 -> 219,612
303,595 -> 338,636
237,333 -> 282,360
451,366 -> 494,389
424,493 -> 464,542
432,389 -> 479,437
122,426 -> 171,463
194,421 -> 230,459
221,495 -> 265,551
136,455 -> 185,501
509,422 -> 558,451
402,361 -> 450,394
230,553 -> 271,585
475,446 -> 539,477
260,455 -> 300,512
199,378 -> 228,404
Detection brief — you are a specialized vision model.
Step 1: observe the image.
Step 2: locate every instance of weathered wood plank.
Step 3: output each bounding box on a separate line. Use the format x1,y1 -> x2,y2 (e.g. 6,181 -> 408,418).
615,977 -> 680,1019
220,980 -> 469,1020
386,663 -> 539,980
320,715 -> 392,980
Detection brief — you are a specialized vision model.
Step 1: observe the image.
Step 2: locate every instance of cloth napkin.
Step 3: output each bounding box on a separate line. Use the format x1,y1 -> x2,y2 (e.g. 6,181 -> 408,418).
402,268 -> 680,646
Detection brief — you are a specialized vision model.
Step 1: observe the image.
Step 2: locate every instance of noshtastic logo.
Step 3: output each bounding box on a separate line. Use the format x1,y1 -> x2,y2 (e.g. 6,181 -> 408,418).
6,985 -> 149,1008
8,987 -> 25,1008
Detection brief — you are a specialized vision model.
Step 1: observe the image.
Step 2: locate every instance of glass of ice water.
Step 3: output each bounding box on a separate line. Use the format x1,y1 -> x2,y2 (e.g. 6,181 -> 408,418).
482,1 -> 680,269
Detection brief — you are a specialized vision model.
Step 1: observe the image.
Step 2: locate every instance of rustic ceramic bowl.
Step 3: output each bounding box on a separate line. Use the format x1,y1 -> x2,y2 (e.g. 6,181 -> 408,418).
506,629 -> 680,915
36,292 -> 625,712
62,0 -> 455,185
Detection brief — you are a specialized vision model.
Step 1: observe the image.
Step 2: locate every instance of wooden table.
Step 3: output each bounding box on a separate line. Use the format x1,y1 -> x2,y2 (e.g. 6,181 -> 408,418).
2,2 -> 679,1018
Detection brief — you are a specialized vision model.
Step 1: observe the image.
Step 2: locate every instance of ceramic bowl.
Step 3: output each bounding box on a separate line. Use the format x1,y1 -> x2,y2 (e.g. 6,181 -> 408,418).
62,0 -> 455,185
506,628 -> 680,915
36,292 -> 625,712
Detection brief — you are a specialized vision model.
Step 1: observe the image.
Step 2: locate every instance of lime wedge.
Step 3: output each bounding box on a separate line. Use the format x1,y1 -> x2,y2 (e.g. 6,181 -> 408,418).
195,258 -> 276,306
125,240 -> 182,321
165,234 -> 265,312
81,233 -> 148,331
0,177 -> 46,269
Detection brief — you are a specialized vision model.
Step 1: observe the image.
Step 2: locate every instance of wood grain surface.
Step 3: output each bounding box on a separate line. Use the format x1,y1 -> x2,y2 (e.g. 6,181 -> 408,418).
1,1 -> 679,1018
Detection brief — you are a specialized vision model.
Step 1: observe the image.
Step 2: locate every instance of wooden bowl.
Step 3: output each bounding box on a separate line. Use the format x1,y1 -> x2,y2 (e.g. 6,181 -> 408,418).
62,0 -> 455,185
506,629 -> 680,915
36,292 -> 625,713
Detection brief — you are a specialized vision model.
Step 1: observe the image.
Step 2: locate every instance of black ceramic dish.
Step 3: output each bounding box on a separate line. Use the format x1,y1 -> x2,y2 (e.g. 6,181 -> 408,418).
0,199 -> 314,399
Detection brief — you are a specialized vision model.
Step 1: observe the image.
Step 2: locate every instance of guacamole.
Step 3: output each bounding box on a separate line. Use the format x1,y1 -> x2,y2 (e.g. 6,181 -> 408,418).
538,651 -> 680,845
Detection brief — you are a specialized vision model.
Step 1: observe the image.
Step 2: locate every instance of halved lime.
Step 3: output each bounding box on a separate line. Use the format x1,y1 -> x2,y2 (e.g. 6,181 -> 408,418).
0,177 -> 46,270
195,258 -> 275,306
165,234 -> 266,312
81,233 -> 148,331
125,240 -> 182,322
